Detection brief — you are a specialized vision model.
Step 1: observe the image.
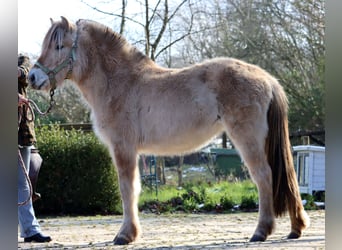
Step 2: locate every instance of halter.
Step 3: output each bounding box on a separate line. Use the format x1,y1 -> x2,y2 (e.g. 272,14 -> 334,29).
34,28 -> 79,91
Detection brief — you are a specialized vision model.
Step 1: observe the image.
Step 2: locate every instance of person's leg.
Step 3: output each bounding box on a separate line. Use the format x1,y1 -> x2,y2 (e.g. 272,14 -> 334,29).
18,146 -> 41,238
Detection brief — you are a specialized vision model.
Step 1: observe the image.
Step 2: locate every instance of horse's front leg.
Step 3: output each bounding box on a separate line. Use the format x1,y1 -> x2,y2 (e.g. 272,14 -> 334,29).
112,147 -> 141,245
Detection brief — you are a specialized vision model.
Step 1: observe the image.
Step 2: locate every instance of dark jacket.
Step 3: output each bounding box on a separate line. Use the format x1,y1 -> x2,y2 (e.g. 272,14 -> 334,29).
18,54 -> 36,146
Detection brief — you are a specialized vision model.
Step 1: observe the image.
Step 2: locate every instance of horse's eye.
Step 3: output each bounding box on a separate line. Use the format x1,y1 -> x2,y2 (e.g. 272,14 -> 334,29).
56,44 -> 64,50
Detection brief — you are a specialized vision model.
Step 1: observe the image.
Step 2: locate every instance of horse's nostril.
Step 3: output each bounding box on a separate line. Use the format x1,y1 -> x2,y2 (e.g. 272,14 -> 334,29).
29,73 -> 35,84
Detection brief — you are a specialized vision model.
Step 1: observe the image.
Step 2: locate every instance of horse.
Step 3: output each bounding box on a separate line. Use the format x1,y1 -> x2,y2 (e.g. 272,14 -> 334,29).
28,16 -> 309,245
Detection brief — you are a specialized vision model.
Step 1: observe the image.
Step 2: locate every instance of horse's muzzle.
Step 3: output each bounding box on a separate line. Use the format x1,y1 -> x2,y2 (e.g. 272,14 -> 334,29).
28,69 -> 49,90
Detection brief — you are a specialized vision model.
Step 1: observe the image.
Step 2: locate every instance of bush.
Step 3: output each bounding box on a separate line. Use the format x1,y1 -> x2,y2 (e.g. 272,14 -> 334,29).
313,191 -> 325,202
220,194 -> 234,210
301,193 -> 318,210
240,194 -> 258,211
34,125 -> 121,215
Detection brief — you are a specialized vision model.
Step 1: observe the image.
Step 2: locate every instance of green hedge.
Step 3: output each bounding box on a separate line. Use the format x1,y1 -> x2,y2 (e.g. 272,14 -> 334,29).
34,125 -> 121,215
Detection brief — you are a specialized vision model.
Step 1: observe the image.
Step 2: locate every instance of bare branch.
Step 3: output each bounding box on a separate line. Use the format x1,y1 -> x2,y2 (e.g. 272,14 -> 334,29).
81,0 -> 144,28
155,7 -> 195,59
152,0 -> 189,60
119,0 -> 127,34
144,0 -> 150,55
168,0 -> 188,21
151,0 -> 169,59
148,0 -> 163,24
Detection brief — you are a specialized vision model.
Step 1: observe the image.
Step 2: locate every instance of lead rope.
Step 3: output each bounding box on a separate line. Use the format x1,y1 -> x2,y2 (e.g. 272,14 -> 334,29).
18,91 -> 55,206
25,88 -> 56,122
18,148 -> 33,206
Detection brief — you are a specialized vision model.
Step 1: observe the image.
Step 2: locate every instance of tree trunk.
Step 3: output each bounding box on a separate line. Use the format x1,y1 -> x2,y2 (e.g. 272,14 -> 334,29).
156,156 -> 165,184
177,156 -> 184,187
222,133 -> 227,148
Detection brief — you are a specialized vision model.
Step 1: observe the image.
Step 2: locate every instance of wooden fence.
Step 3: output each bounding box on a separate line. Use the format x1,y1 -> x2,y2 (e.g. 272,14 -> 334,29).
38,123 -> 93,132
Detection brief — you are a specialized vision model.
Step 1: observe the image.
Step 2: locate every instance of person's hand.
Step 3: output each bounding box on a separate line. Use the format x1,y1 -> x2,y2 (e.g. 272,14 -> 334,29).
18,93 -> 29,106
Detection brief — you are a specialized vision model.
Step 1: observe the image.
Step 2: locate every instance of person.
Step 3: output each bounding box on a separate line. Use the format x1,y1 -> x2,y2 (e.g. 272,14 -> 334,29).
18,54 -> 52,243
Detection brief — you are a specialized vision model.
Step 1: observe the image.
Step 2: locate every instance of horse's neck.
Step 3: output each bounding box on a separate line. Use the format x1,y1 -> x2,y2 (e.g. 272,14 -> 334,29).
73,54 -> 139,109
72,61 -> 107,107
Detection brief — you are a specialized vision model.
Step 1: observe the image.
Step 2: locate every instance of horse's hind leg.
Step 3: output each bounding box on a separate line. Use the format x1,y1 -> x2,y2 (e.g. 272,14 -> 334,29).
112,147 -> 141,245
225,120 -> 275,241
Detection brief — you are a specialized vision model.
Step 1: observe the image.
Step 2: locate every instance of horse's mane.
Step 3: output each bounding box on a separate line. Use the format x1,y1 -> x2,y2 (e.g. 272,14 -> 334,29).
77,19 -> 147,64
79,19 -> 126,49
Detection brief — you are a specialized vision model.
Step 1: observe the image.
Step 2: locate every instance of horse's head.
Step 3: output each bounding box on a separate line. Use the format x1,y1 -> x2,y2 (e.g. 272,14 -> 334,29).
29,16 -> 77,91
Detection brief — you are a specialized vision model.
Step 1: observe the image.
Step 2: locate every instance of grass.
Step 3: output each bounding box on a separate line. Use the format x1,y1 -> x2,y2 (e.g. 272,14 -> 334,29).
139,180 -> 258,213
202,180 -> 258,204
139,164 -> 257,208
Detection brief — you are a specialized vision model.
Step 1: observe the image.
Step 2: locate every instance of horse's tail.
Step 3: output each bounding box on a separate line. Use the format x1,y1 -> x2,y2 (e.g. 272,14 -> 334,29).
265,83 -> 303,218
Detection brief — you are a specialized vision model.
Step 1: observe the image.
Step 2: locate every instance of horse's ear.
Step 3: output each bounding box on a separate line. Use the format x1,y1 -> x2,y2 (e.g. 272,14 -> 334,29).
50,18 -> 54,25
61,16 -> 68,23
60,16 -> 70,31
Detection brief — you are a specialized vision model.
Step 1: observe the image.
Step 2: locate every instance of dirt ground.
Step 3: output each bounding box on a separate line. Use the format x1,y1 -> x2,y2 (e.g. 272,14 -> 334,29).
18,210 -> 325,250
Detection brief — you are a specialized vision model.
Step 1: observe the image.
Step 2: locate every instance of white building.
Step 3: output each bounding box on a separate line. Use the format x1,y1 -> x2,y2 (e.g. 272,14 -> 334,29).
293,145 -> 325,195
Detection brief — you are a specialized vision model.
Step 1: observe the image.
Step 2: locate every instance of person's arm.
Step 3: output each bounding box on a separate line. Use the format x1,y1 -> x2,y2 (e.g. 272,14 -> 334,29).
18,55 -> 31,85
18,93 -> 29,106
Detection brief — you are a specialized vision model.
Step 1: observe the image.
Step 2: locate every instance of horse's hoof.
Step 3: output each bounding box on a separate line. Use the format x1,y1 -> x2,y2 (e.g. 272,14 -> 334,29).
113,235 -> 130,245
287,232 -> 301,239
249,234 -> 266,242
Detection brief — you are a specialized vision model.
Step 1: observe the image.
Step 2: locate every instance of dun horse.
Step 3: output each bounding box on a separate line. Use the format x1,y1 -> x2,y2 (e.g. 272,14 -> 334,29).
29,17 -> 309,245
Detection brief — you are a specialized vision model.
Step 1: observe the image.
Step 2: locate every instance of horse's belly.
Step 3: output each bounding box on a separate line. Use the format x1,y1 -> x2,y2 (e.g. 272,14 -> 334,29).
138,122 -> 224,156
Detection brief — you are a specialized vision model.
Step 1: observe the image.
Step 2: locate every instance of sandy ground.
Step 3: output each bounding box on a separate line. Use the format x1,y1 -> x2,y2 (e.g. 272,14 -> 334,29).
18,210 -> 325,250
